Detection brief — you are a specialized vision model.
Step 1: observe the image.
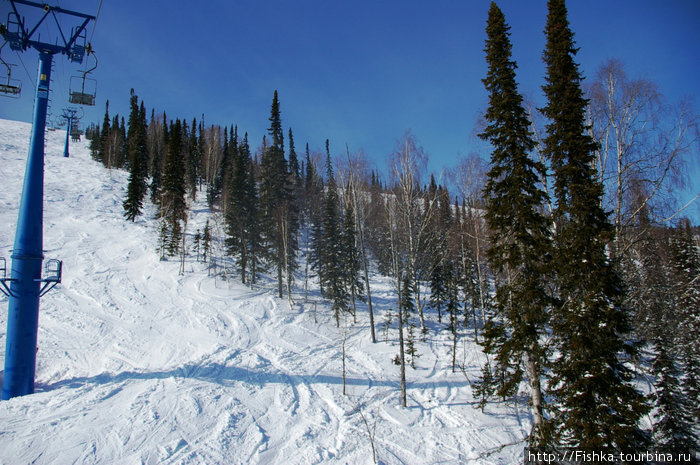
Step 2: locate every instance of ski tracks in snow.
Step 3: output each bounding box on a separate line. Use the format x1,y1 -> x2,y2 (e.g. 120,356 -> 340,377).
0,120 -> 529,465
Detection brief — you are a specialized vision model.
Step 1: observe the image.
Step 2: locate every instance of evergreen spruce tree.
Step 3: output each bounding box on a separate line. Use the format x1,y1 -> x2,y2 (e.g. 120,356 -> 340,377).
401,273 -> 420,369
89,122 -> 101,161
669,220 -> 700,420
445,259 -> 460,373
208,126 -> 229,209
651,335 -> 699,454
320,140 -> 348,325
160,119 -> 188,255
202,219 -> 211,263
243,135 -> 264,285
149,111 -> 165,204
187,117 -> 200,200
477,2 -> 553,446
123,90 -> 149,221
225,131 -> 261,284
98,100 -> 110,166
193,229 -> 201,262
429,183 -> 452,324
284,128 -> 300,297
117,116 -> 127,169
541,0 -> 648,449
342,189 -> 365,322
288,128 -> 301,192
225,129 -> 245,261
306,145 -> 325,294
259,91 -> 294,298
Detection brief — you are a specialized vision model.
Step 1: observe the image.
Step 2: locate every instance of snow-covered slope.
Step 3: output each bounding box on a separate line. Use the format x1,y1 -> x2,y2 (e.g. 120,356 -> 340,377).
0,119 -> 529,464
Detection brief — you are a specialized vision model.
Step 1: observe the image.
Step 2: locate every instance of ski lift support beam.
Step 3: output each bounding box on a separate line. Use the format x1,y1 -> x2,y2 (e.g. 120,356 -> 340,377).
2,1 -> 94,61
1,1 -> 94,401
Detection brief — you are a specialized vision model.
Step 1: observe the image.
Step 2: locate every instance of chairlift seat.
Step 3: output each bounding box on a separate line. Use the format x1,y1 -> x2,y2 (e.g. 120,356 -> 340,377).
0,82 -> 21,96
69,91 -> 95,106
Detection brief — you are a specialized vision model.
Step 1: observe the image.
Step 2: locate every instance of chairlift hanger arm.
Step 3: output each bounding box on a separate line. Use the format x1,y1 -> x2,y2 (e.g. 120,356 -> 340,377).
83,47 -> 97,75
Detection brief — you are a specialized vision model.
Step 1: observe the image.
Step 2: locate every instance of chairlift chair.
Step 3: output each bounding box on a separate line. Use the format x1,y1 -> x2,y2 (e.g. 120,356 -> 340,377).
69,74 -> 96,106
70,124 -> 81,137
37,259 -> 62,297
0,256 -> 12,297
68,43 -> 97,106
0,74 -> 21,97
70,123 -> 81,141
0,43 -> 21,97
44,259 -> 62,283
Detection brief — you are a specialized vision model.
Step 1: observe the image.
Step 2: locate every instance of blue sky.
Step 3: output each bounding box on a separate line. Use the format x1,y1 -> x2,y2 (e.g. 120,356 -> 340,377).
2,0 -> 698,219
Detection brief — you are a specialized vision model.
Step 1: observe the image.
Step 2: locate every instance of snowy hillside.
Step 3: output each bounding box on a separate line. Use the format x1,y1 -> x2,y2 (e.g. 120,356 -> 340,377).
0,119 -> 529,464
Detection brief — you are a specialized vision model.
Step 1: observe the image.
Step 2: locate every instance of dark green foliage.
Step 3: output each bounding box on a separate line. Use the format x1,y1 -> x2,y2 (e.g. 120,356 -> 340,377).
306,153 -> 325,292
477,2 -> 553,446
259,91 -> 296,298
318,141 -> 348,325
148,112 -> 165,204
669,221 -> 700,419
193,229 -> 201,262
400,273 -> 419,369
97,100 -> 110,164
429,183 -> 452,324
541,0 -> 648,449
210,126 -> 229,209
225,134 -> 262,284
160,119 -> 188,255
202,219 -> 211,263
342,191 -> 365,319
88,122 -> 101,161
123,90 -> 149,221
187,117 -> 201,200
651,336 -> 699,453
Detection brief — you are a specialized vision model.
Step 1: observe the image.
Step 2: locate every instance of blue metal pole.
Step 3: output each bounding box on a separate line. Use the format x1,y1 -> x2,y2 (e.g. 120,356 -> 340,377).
2,51 -> 53,400
63,116 -> 71,158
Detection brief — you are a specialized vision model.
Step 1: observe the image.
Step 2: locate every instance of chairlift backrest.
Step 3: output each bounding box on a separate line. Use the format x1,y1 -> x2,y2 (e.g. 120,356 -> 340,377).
69,75 -> 96,106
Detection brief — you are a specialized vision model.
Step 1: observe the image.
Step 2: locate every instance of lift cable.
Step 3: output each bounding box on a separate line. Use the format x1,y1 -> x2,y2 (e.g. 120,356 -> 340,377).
15,49 -> 35,87
89,0 -> 103,45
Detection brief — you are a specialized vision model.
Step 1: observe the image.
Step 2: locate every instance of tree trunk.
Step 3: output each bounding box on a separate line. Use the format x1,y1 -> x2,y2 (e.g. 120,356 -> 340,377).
397,275 -> 407,408
525,350 -> 545,445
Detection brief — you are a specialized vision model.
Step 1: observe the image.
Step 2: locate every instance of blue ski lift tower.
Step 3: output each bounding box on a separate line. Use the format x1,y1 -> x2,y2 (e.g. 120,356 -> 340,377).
0,1 -> 95,400
60,108 -> 81,158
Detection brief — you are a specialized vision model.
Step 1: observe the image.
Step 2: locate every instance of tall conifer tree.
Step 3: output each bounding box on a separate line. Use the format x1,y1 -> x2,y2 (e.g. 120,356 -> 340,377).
477,3 -> 553,445
259,90 -> 295,298
123,89 -> 149,221
541,0 -> 648,449
160,119 -> 187,255
98,100 -> 110,165
320,140 -> 347,325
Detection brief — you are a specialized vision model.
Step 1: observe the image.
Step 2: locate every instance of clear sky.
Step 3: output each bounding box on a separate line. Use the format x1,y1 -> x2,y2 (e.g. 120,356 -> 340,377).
1,0 -> 698,219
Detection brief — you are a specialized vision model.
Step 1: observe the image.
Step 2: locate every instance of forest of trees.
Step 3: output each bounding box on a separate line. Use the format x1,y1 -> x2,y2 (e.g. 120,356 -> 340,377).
83,0 -> 699,454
